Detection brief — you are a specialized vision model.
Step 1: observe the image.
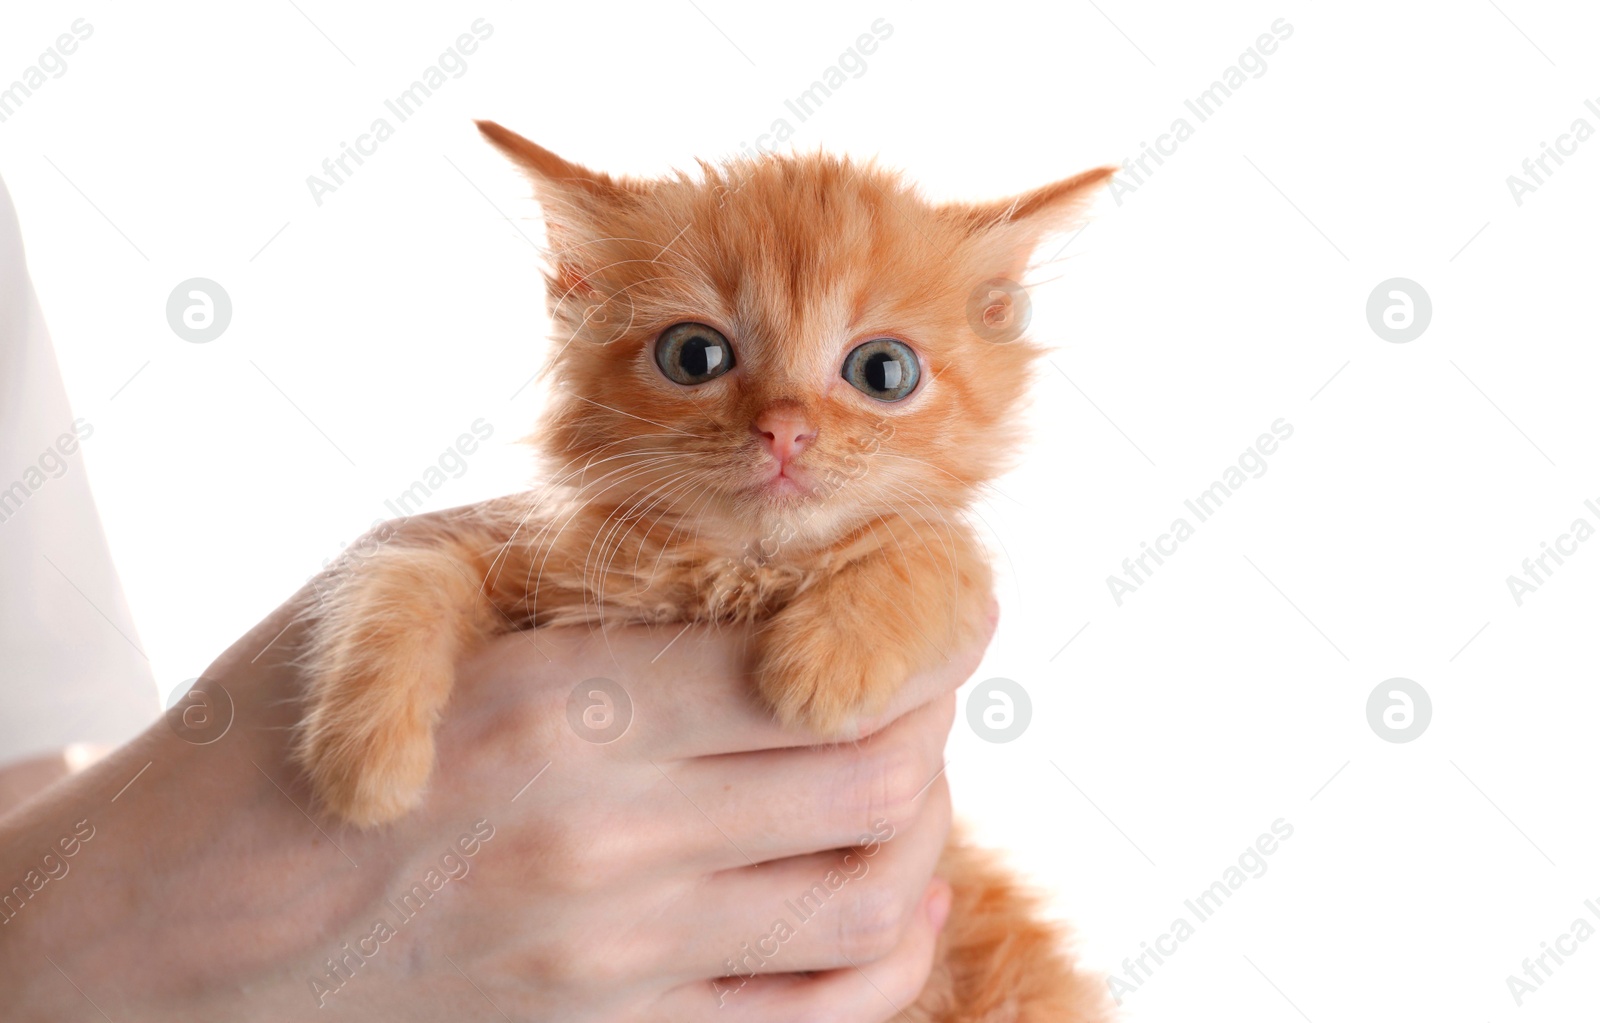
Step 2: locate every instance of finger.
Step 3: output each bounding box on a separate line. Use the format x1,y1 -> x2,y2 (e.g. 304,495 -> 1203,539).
480,611 -> 988,760
662,692 -> 954,868
632,587 -> 990,756
660,775 -> 951,978
665,876 -> 952,1022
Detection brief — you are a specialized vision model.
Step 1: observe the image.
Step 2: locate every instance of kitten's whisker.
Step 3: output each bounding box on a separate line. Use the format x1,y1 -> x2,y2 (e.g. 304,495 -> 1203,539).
637,470 -> 721,584
585,470 -> 701,651
563,393 -> 705,438
546,272 -> 683,363
521,456 -> 690,616
868,451 -> 1017,509
490,447 -> 683,590
529,456 -> 690,604
590,464 -> 706,586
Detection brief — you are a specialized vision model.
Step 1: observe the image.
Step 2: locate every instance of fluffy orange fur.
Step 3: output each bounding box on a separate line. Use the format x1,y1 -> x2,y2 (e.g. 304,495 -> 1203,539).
297,121 -> 1115,1019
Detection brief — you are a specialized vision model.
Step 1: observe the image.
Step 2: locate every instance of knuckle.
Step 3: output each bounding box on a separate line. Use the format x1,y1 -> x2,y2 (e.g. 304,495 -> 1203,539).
874,946 -> 935,1012
535,819 -> 601,892
836,883 -> 907,963
784,1000 -> 840,1023
848,743 -> 927,829
523,937 -> 633,988
790,998 -> 855,1023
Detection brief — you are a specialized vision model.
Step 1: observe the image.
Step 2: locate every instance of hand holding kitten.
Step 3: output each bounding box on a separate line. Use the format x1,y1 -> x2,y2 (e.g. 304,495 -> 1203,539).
0,566 -> 987,1021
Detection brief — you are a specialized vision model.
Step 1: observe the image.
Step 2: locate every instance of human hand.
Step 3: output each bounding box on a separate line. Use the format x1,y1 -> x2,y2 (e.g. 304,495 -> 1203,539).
0,531 -> 994,1022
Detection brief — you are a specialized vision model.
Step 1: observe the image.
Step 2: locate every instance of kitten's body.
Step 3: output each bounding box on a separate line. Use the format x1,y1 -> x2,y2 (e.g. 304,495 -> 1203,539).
300,123 -> 1115,1020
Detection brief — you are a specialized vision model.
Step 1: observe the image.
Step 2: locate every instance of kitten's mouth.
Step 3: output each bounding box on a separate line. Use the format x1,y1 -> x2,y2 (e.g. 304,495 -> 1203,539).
755,464 -> 813,500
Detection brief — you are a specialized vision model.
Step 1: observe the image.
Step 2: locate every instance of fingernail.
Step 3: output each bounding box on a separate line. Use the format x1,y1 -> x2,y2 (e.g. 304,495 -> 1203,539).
926,878 -> 952,933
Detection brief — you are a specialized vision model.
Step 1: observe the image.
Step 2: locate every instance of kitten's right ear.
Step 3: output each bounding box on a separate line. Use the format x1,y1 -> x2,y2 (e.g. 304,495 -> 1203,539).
475,120 -> 639,202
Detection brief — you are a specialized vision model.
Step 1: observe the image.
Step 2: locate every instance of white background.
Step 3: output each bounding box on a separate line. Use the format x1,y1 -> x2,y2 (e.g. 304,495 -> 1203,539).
4,1 -> 1598,1018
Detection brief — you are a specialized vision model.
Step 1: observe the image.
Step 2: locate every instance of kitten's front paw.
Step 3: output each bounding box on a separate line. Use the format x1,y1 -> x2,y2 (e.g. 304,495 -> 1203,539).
755,615 -> 911,737
298,673 -> 437,827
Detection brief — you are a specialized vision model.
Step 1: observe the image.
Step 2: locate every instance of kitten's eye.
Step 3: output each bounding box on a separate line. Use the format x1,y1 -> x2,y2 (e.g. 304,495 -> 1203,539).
654,322 -> 735,385
842,338 -> 920,401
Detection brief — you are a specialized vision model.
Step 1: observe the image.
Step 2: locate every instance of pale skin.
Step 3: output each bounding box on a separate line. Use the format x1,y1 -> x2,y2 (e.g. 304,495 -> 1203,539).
0,561 -> 995,1021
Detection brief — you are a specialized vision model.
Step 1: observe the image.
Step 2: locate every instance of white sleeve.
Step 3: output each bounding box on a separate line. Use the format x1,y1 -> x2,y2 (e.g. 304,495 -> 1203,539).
0,174 -> 157,765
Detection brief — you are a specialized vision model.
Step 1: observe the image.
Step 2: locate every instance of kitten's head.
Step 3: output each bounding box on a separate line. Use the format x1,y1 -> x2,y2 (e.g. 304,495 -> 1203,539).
481,121 -> 1111,554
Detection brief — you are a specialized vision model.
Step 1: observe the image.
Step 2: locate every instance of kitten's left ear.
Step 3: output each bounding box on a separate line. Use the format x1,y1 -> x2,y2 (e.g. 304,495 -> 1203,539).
475,120 -> 641,202
476,120 -> 643,297
942,165 -> 1117,275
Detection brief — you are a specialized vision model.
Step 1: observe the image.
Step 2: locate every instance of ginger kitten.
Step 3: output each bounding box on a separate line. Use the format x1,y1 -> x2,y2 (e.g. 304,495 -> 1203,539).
299,120 -> 1115,1020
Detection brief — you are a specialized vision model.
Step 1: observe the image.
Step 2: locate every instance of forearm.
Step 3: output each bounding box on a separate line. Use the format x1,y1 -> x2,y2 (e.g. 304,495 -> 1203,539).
0,622 -> 369,1020
0,752 -> 71,819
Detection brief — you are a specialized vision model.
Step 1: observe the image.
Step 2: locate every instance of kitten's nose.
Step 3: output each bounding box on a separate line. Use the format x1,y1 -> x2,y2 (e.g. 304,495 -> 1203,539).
753,407 -> 817,462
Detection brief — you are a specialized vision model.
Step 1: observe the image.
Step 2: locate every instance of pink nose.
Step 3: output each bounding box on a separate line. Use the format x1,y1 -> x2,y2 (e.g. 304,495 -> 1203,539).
753,407 -> 817,462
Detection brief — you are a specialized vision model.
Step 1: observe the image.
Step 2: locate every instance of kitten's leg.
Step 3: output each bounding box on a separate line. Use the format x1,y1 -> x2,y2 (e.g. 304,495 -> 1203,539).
296,512 -> 520,826
754,521 -> 992,734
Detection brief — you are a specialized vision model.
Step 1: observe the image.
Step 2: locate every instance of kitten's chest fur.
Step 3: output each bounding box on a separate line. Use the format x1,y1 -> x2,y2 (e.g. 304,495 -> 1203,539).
487,496 -> 852,630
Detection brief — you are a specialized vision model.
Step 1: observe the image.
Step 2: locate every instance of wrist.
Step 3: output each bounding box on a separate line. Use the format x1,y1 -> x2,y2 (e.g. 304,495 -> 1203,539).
0,671 -> 365,1020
